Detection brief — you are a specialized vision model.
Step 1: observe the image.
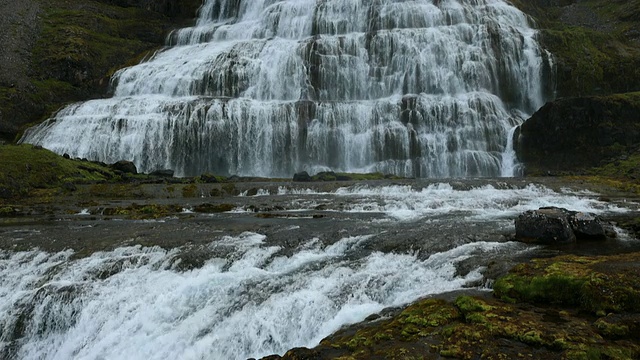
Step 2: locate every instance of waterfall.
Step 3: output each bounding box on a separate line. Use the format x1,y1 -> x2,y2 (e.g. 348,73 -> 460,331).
21,0 -> 550,177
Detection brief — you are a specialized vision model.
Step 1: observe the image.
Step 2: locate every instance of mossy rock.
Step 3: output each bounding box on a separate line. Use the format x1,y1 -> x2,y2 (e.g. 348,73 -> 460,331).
266,293 -> 640,360
493,252 -> 640,314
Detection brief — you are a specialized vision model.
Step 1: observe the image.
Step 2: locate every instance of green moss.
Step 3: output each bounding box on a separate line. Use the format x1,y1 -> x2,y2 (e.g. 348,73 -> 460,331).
510,0 -> 640,97
33,5 -> 168,83
594,318 -> 630,338
587,153 -> 640,190
0,144 -> 116,199
100,203 -> 181,219
455,296 -> 495,313
494,273 -> 586,306
88,183 -> 144,199
398,299 -> 461,329
182,184 -> 199,198
493,253 -> 640,314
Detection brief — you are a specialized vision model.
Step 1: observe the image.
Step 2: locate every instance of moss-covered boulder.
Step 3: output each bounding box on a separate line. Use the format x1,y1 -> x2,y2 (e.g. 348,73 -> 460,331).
515,93 -> 640,175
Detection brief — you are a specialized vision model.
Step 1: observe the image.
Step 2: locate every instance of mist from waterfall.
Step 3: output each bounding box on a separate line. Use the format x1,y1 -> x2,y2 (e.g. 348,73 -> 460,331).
21,0 -> 552,177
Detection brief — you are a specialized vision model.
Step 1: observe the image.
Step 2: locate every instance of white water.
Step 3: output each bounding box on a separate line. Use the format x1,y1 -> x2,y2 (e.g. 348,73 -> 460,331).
21,0 -> 551,177
0,234 -> 523,360
276,183 -> 628,221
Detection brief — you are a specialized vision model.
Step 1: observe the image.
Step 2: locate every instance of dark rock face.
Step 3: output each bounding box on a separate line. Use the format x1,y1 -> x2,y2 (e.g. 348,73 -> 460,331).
568,211 -> 610,241
0,187 -> 12,199
149,169 -> 174,177
110,160 -> 138,175
515,207 -> 612,244
199,174 -> 219,183
99,0 -> 202,19
515,208 -> 577,244
293,171 -> 312,182
515,94 -> 640,174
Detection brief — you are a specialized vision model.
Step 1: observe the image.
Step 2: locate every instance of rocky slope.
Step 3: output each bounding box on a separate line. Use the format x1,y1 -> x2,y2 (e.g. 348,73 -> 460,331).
509,0 -> 640,182
0,0 -> 200,142
511,0 -> 640,98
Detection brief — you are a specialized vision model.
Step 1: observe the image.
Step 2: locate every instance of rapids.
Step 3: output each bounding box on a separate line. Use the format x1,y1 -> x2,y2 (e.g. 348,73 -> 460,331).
1,182 -> 637,359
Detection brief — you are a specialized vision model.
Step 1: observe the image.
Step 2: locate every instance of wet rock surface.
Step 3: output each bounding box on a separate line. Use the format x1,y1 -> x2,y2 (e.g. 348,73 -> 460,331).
515,207 -> 613,244
515,207 -> 577,244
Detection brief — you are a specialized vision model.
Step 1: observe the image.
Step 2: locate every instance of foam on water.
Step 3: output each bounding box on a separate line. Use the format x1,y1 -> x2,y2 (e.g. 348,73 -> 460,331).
263,183 -> 628,221
0,233 -> 526,360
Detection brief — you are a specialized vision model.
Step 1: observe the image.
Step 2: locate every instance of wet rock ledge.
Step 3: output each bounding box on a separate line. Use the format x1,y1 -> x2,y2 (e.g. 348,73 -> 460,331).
262,252 -> 640,360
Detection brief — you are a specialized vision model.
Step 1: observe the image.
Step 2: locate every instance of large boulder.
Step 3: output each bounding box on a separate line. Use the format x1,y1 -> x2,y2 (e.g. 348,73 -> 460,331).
515,94 -> 640,175
515,207 -> 613,244
110,160 -> 137,175
515,208 -> 577,244
567,211 -> 610,241
293,171 -> 312,182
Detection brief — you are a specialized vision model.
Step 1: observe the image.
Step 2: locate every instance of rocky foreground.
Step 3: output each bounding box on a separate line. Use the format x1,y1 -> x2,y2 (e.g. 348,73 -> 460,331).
262,252 -> 640,360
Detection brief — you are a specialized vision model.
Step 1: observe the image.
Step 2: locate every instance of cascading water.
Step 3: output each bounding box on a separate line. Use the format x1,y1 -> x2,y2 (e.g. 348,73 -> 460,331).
20,0 -> 551,177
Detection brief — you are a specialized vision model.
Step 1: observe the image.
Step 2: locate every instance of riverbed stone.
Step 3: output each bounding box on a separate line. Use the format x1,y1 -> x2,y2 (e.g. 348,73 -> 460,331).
110,160 -> 137,175
293,171 -> 312,182
515,207 -> 614,244
567,211 -> 609,241
515,207 -> 576,244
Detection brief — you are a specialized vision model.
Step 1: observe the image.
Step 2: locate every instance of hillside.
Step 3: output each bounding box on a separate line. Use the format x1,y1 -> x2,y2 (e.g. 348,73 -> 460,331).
0,0 -> 200,142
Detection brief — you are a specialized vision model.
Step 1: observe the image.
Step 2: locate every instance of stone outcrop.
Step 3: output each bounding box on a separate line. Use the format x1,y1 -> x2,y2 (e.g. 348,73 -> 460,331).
515,207 -> 612,244
292,171 -> 312,182
149,169 -> 174,177
515,93 -> 640,175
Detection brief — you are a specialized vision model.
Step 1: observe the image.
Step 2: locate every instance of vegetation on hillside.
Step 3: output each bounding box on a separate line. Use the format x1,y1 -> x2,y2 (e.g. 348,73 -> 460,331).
0,144 -> 117,200
511,0 -> 640,98
0,0 -> 197,142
